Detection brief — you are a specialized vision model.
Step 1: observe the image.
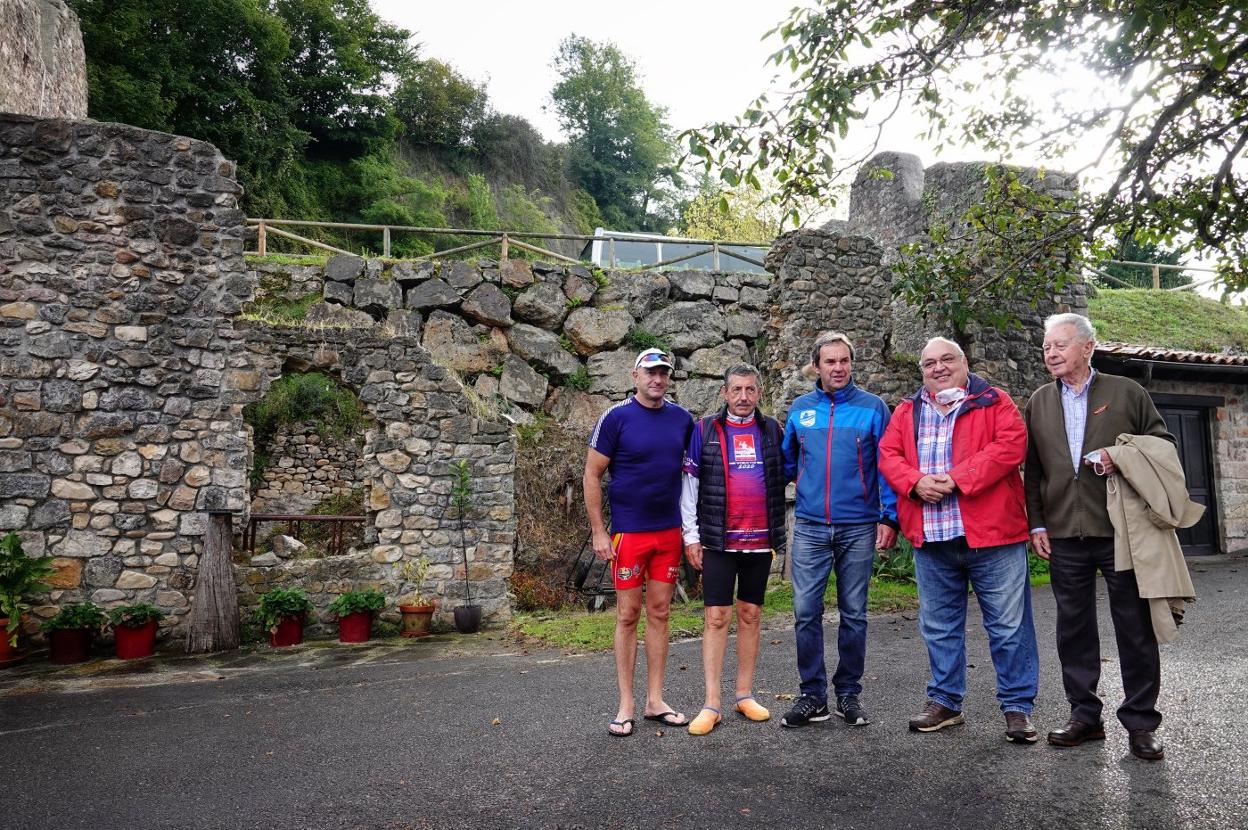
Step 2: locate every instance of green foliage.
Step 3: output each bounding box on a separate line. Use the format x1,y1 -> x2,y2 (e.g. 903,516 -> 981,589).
459,174 -> 500,231
559,335 -> 578,355
327,589 -> 385,617
393,58 -> 488,148
41,602 -> 108,633
245,253 -> 329,267
449,459 -> 475,604
108,603 -> 166,628
1101,232 -> 1190,289
1089,289 -> 1248,352
244,372 -> 362,490
496,184 -> 559,236
679,173 -> 782,241
626,328 -> 671,353
238,292 -> 322,327
564,368 -> 592,391
685,0 -> 1248,295
254,587 -> 313,633
872,539 -> 916,584
0,533 -> 57,647
550,35 -> 679,231
564,297 -> 585,310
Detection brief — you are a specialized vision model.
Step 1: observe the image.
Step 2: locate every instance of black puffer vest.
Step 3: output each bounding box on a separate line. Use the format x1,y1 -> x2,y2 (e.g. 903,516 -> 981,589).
696,406 -> 788,554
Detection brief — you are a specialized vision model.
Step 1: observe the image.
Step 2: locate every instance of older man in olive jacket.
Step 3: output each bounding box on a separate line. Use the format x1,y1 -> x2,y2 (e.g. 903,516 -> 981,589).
1024,312 -> 1175,761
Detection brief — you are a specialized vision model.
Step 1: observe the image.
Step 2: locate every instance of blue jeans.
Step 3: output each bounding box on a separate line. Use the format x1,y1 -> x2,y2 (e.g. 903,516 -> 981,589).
913,538 -> 1039,714
791,519 -> 876,702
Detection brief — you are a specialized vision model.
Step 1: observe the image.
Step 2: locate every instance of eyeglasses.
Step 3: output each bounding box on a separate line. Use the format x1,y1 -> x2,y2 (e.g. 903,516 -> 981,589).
635,349 -> 674,369
920,355 -> 961,372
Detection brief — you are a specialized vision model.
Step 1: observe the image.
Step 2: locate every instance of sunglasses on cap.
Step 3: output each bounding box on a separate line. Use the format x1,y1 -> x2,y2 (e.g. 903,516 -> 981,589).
634,348 -> 674,370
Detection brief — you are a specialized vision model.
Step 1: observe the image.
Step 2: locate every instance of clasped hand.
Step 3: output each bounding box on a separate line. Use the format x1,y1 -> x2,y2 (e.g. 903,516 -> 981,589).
915,473 -> 956,504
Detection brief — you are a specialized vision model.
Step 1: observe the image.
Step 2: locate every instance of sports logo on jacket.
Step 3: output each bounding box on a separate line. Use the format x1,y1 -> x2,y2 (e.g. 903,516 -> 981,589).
798,409 -> 817,427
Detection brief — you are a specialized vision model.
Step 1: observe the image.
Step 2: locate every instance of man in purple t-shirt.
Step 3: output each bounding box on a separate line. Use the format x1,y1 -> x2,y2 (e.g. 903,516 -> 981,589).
584,348 -> 694,737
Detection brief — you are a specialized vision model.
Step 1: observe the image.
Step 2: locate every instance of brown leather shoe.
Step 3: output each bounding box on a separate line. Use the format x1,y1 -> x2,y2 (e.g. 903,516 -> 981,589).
1005,711 -> 1039,743
1128,730 -> 1165,761
908,701 -> 964,732
1047,718 -> 1106,747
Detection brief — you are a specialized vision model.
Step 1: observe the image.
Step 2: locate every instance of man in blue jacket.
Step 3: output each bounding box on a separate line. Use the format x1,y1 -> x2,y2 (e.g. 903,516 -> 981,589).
780,331 -> 899,728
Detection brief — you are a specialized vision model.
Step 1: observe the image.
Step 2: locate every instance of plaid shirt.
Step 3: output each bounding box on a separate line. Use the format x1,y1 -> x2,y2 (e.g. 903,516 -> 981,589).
1060,368 -> 1097,472
917,389 -> 964,543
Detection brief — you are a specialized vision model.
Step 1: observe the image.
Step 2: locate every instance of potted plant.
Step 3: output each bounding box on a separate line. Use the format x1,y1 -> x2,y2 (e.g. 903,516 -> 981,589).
328,589 -> 385,643
255,587 -> 314,647
0,532 -> 56,666
449,459 -> 482,634
108,603 -> 165,660
41,602 -> 108,665
397,557 -> 437,638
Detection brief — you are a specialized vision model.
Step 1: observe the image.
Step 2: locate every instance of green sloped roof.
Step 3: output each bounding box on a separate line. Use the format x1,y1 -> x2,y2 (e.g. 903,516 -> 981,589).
1087,289 -> 1248,353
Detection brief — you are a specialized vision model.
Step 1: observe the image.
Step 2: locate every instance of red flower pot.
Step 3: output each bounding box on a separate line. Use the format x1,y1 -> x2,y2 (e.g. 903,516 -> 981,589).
114,620 -> 158,660
0,616 -> 27,667
48,628 -> 93,664
337,610 -> 372,643
269,614 -> 305,647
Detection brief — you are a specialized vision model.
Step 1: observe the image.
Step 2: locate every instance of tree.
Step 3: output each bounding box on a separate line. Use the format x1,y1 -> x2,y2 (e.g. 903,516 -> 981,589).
550,35 -> 678,231
679,174 -> 783,241
1102,233 -> 1190,289
392,59 -> 488,149
687,1 -> 1248,328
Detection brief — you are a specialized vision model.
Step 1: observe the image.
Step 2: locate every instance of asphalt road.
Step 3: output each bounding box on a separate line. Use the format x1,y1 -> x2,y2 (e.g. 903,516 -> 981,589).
2,553 -> 1246,830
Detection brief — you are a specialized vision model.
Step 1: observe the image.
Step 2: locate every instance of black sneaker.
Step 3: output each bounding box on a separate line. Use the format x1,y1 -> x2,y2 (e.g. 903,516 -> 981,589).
835,694 -> 870,726
780,695 -> 830,728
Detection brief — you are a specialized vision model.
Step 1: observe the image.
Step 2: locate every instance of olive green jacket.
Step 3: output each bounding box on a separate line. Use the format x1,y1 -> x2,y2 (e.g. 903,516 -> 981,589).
1023,372 -> 1173,539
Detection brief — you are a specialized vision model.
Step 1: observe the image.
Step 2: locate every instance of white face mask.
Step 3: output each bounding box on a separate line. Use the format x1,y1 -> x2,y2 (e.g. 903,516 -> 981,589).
934,387 -> 966,406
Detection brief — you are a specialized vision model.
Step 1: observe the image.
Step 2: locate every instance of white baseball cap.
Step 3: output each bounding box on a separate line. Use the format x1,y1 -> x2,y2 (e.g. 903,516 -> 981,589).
634,348 -> 674,370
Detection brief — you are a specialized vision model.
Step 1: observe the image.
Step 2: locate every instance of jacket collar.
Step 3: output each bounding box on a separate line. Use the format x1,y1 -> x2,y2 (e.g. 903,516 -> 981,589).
906,372 -> 998,411
814,377 -> 856,404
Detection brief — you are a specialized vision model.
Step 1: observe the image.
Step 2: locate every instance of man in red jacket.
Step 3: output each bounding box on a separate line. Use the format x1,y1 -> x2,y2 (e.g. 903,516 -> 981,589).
879,337 -> 1039,743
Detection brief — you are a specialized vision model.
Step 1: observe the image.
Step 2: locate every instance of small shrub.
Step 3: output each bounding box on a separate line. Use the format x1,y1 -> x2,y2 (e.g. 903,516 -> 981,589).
328,589 -> 385,618
41,602 -> 108,632
626,328 -> 670,353
108,603 -> 165,628
565,297 -> 585,310
510,567 -> 577,612
564,368 -> 591,391
559,334 -> 578,355
254,587 -> 313,633
873,538 -> 916,584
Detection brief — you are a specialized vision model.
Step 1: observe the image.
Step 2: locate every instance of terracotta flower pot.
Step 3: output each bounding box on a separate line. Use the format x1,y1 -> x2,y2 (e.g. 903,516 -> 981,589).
48,627 -> 93,664
337,610 -> 372,643
114,620 -> 158,660
269,614 -> 305,648
453,605 -> 482,634
399,604 -> 436,638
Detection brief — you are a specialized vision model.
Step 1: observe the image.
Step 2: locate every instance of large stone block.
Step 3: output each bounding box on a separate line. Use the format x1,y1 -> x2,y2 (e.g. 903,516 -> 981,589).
505,324 -> 581,380
587,348 -> 638,396
420,311 -> 507,373
461,283 -> 513,327
640,301 -> 726,353
405,278 -> 460,310
499,356 -> 548,408
353,278 -> 402,316
513,282 -> 569,329
591,270 -> 670,317
563,307 -> 633,356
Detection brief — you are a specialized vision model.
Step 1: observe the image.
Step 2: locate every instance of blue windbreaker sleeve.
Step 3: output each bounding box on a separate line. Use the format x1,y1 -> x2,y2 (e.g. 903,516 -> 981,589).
781,413 -> 799,482
874,403 -> 900,526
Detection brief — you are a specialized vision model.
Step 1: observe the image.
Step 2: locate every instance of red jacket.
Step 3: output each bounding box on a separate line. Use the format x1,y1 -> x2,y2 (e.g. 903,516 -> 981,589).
879,373 -> 1029,549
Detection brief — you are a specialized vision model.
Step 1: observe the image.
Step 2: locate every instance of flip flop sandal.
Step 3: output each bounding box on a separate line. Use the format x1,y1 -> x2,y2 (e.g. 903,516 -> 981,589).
688,707 -> 722,736
643,710 -> 688,727
607,718 -> 635,737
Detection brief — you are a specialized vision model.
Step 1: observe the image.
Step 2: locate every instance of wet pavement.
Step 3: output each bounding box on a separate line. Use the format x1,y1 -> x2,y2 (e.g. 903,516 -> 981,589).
2,552 -> 1246,830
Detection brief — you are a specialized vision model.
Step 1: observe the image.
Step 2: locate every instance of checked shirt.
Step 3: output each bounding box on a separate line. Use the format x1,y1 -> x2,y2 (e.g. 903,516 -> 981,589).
916,389 -> 965,543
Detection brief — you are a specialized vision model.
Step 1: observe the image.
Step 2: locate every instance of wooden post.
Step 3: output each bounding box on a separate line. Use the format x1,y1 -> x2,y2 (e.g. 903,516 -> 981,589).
500,233 -> 509,263
383,226 -> 391,258
712,242 -> 721,271
186,510 -> 241,654
257,222 -> 267,257
1152,264 -> 1160,289
608,237 -> 616,268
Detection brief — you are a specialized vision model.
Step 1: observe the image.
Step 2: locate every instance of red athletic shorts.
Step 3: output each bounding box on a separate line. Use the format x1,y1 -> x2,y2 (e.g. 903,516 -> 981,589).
611,528 -> 683,590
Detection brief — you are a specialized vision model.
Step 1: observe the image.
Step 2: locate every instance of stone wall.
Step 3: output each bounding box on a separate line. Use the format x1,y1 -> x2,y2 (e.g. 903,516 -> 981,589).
0,0 -> 88,119
250,422 -> 363,515
0,114 -> 253,634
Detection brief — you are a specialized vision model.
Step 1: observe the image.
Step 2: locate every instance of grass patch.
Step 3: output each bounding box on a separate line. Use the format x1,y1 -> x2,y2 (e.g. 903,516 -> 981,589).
237,292 -> 323,327
1088,288 -> 1248,352
511,575 -> 920,651
246,253 -> 330,267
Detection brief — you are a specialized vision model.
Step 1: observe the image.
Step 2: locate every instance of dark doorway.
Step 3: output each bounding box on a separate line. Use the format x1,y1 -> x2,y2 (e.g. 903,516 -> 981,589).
1152,397 -> 1220,555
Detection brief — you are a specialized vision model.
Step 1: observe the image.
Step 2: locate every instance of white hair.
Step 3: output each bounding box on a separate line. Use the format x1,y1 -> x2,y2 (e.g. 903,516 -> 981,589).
921,336 -> 964,358
1045,312 -> 1097,342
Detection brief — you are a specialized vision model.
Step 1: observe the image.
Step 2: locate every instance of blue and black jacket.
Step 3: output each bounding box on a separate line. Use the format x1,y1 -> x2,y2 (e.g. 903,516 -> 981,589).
782,379 -> 900,528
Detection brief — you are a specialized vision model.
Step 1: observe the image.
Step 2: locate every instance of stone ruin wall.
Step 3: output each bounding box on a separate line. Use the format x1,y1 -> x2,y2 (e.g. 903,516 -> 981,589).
249,422 -> 364,516
0,0 -> 88,120
0,112 -> 517,637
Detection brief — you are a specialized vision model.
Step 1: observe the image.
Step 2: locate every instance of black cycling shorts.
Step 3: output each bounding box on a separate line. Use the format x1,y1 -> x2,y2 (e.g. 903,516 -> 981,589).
701,548 -> 772,607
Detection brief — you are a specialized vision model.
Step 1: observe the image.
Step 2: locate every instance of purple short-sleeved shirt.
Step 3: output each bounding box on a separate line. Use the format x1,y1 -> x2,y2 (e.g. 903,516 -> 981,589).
588,397 -> 693,533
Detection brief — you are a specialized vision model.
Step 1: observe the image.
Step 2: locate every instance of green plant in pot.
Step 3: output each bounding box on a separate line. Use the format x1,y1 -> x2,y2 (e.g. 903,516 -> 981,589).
397,556 -> 436,638
42,602 -> 108,665
449,459 -> 483,634
255,587 -> 314,647
108,603 -> 166,660
328,588 -> 385,643
0,532 -> 56,665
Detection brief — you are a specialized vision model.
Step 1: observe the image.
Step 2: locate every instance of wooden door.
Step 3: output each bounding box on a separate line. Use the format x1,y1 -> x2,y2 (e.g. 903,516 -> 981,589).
1157,406 -> 1219,555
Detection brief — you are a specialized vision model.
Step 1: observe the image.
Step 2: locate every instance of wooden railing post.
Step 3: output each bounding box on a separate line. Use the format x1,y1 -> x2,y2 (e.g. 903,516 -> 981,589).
500,233 -> 509,263
608,237 -> 617,268
383,226 -> 391,258
257,221 -> 267,257
1152,264 -> 1161,289
712,242 -> 721,271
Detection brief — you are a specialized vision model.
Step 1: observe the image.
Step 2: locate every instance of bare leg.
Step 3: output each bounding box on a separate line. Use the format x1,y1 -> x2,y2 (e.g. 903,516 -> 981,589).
612,586 -> 643,730
701,605 -> 733,712
642,579 -> 681,719
734,599 -> 763,699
